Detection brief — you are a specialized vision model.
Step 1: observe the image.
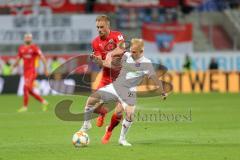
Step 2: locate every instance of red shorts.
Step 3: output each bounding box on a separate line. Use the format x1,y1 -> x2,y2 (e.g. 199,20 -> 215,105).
24,74 -> 36,88
97,78 -> 112,90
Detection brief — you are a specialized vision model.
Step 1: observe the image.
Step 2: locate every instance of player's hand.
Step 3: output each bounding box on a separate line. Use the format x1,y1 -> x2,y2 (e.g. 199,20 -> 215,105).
90,54 -> 103,67
111,55 -> 122,68
90,54 -> 99,61
90,53 -> 95,60
161,92 -> 168,100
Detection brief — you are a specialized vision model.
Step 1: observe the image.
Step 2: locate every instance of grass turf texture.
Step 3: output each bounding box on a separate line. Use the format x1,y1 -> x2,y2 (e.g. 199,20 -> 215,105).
0,94 -> 239,160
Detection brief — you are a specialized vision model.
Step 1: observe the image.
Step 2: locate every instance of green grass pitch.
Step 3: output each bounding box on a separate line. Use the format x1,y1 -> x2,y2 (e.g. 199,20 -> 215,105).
0,93 -> 240,160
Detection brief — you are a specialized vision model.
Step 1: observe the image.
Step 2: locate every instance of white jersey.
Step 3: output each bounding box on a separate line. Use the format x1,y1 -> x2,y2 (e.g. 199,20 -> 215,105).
98,52 -> 156,108
113,52 -> 156,89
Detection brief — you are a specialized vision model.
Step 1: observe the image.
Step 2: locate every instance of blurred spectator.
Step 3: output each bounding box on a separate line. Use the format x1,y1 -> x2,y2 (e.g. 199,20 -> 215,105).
144,8 -> 152,22
2,60 -> 12,76
151,8 -> 159,22
208,58 -> 219,70
227,0 -> 240,9
179,0 -> 194,15
167,8 -> 178,22
117,6 -> 178,29
86,0 -> 96,13
50,56 -> 61,72
182,54 -> 192,71
129,8 -> 138,28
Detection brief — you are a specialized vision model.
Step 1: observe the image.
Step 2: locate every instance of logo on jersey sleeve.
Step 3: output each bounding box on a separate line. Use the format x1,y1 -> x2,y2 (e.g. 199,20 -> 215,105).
118,35 -> 124,41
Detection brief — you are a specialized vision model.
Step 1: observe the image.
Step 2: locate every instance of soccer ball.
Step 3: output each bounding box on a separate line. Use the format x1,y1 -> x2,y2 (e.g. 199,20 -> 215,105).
72,131 -> 90,147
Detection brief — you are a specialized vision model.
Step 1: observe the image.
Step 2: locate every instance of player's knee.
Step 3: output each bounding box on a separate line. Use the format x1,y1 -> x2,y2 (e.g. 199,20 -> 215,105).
24,84 -> 31,91
125,111 -> 134,122
126,114 -> 134,122
23,85 -> 27,90
125,106 -> 135,121
115,104 -> 124,113
87,92 -> 101,106
115,111 -> 123,120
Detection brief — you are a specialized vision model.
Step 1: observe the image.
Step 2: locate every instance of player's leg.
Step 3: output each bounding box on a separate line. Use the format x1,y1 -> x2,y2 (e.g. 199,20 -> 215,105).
18,77 -> 32,112
80,92 -> 102,132
28,78 -> 48,111
29,89 -> 49,111
81,83 -> 119,132
29,89 -> 44,102
102,103 -> 123,144
108,103 -> 123,131
95,81 -> 109,127
95,103 -> 108,127
18,84 -> 29,112
119,105 -> 135,146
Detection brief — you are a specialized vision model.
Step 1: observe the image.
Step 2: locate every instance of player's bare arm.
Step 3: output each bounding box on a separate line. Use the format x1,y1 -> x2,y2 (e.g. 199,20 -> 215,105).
91,42 -> 125,69
90,54 -> 111,68
107,41 -> 126,57
104,43 -> 125,66
90,54 -> 104,67
10,56 -> 21,72
93,15 -> 125,69
149,74 -> 167,100
39,53 -> 48,76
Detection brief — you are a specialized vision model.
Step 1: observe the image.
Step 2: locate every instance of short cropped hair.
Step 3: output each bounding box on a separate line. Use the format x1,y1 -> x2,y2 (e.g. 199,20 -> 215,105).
24,33 -> 32,38
96,15 -> 110,25
131,38 -> 144,52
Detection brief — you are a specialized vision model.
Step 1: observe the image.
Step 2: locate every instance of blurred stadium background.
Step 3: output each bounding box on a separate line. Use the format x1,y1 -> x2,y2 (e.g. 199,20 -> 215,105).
0,1 -> 240,160
0,0 -> 240,94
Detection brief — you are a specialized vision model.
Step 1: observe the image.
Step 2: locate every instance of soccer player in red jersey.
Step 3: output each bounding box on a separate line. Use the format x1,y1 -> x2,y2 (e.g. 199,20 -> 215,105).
11,33 -> 49,112
86,15 -> 125,144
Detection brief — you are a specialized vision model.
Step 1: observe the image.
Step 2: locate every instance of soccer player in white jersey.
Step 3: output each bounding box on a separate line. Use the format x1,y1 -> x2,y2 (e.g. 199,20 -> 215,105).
79,38 -> 167,146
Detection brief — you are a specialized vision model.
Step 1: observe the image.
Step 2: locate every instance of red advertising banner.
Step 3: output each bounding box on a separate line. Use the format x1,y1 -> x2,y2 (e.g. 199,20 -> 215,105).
0,0 -> 182,14
142,23 -> 192,42
184,0 -> 203,6
142,23 -> 193,53
0,0 -> 115,14
41,0 -> 85,13
159,0 -> 179,7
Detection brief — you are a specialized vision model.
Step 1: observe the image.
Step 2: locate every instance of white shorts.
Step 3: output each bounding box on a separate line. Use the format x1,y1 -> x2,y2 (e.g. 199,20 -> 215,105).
97,83 -> 136,109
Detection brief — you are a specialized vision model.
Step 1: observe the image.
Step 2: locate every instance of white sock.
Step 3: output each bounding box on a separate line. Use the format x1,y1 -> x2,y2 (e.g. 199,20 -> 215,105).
120,119 -> 133,140
82,120 -> 90,127
82,106 -> 94,126
85,106 -> 95,120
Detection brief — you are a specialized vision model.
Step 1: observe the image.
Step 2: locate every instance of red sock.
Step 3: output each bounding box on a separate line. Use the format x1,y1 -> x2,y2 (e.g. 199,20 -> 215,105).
108,112 -> 122,132
95,106 -> 108,116
23,85 -> 29,107
29,89 -> 44,103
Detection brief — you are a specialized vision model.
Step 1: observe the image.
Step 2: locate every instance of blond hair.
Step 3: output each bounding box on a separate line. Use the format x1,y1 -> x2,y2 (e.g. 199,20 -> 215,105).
96,15 -> 110,25
131,38 -> 144,52
24,32 -> 32,38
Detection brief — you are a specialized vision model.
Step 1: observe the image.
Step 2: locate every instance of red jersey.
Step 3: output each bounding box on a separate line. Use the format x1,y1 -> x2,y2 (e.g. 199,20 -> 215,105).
18,44 -> 42,78
92,30 -> 124,84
